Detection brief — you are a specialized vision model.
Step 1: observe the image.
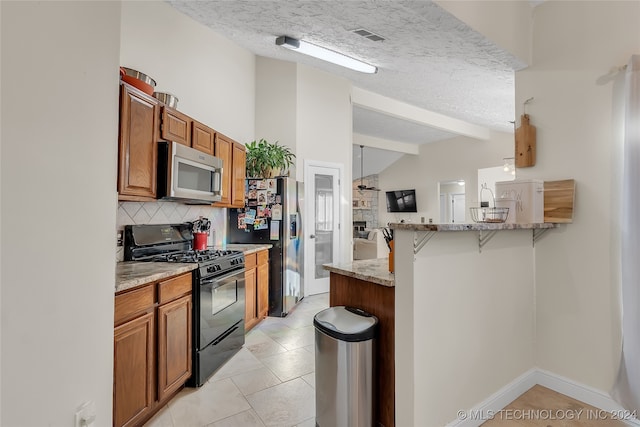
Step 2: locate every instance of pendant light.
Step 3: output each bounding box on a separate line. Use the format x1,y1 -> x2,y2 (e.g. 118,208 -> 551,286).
357,145 -> 379,191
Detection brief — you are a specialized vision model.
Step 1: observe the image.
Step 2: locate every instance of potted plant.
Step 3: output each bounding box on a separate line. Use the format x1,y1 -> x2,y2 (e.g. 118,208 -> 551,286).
245,138 -> 296,178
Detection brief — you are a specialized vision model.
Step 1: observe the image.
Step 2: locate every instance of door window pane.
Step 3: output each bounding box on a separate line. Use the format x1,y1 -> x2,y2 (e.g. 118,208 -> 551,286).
315,174 -> 333,278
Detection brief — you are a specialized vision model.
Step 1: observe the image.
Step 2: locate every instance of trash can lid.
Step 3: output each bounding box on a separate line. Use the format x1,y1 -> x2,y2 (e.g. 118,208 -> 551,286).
313,306 -> 378,342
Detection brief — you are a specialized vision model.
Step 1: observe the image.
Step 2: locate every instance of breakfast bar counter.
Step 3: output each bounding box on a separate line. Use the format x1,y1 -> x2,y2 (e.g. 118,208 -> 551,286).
323,258 -> 395,427
323,258 -> 394,287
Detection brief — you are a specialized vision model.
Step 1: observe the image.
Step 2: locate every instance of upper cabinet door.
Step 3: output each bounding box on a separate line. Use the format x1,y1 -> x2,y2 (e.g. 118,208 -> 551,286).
118,83 -> 159,201
191,121 -> 215,155
161,107 -> 190,146
214,134 -> 233,206
231,142 -> 247,208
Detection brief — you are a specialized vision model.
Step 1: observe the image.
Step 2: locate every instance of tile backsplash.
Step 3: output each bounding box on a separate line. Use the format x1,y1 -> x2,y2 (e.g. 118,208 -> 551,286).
116,201 -> 227,261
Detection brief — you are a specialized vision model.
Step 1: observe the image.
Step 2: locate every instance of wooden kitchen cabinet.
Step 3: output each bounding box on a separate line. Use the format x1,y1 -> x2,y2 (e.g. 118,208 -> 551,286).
118,83 -> 159,201
157,294 -> 192,402
214,134 -> 246,208
113,312 -> 155,427
113,272 -> 192,427
231,142 -> 247,208
245,250 -> 270,331
161,107 -> 190,147
257,250 -> 269,319
214,133 -> 233,206
191,121 -> 215,155
118,82 -> 246,205
245,266 -> 258,331
244,253 -> 259,331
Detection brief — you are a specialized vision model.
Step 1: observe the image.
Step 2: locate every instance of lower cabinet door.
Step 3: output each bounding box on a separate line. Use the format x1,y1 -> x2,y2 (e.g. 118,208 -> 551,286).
245,267 -> 258,331
114,312 -> 155,427
157,295 -> 192,402
257,261 -> 269,319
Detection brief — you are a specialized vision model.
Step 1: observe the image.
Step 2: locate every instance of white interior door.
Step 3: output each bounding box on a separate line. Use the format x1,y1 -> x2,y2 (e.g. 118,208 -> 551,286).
304,164 -> 341,296
452,193 -> 466,223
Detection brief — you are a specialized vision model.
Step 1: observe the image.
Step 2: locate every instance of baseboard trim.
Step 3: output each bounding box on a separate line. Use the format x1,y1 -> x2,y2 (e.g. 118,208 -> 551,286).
446,369 -> 538,427
535,369 -> 640,427
446,368 -> 640,427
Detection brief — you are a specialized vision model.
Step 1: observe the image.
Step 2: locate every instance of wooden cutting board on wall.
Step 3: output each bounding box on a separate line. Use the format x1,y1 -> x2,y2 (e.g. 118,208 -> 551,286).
515,114 -> 536,167
544,179 -> 575,223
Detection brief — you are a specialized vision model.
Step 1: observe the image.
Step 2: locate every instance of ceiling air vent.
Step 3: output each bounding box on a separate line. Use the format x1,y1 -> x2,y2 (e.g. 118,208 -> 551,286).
352,28 -> 385,42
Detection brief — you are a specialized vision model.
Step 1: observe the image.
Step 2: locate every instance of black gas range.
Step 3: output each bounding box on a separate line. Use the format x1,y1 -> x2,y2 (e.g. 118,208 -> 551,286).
124,223 -> 246,387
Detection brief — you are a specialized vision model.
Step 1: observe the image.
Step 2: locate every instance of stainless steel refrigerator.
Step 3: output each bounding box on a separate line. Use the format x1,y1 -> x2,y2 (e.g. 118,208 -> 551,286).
227,177 -> 304,317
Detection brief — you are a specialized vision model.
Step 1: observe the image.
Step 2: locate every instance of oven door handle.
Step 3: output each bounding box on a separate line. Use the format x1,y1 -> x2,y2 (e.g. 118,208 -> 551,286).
200,268 -> 245,286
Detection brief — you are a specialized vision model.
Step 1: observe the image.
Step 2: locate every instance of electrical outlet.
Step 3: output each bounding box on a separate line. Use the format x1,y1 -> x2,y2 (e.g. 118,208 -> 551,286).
116,231 -> 123,247
74,401 -> 96,427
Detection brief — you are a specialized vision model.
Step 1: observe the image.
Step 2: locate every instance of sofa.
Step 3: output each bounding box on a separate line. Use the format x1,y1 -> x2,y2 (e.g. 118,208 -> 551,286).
353,229 -> 389,260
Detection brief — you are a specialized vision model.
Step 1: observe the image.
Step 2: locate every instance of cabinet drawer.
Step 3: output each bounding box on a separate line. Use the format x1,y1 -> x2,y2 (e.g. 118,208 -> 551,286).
257,250 -> 269,265
158,273 -> 192,304
245,253 -> 257,270
115,284 -> 155,326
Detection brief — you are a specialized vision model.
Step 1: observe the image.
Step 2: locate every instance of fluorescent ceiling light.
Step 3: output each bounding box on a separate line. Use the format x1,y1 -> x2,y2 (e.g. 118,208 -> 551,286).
276,36 -> 377,74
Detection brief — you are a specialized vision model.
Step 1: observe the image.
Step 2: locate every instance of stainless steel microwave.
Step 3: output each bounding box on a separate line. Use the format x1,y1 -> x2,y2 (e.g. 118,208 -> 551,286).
157,141 -> 222,204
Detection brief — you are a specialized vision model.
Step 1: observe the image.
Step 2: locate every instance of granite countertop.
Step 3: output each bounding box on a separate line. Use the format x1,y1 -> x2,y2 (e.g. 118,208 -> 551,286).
213,244 -> 273,254
323,258 -> 395,287
389,222 -> 557,231
116,262 -> 197,293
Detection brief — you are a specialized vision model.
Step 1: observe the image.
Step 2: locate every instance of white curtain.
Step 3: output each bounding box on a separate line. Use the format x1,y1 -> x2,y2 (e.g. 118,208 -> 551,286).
613,55 -> 640,411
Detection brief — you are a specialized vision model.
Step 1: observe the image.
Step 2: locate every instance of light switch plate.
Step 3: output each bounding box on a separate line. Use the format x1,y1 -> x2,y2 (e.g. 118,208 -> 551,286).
74,401 -> 96,427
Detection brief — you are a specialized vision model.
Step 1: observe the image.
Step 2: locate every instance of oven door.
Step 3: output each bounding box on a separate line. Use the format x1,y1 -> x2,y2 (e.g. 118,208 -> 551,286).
198,268 -> 245,350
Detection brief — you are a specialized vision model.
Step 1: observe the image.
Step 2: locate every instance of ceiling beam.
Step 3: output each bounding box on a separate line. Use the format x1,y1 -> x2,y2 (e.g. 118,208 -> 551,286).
352,87 -> 491,140
353,133 -> 420,155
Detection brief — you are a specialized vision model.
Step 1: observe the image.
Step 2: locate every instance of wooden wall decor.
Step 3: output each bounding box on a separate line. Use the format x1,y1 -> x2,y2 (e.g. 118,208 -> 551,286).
515,113 -> 536,168
544,179 -> 576,223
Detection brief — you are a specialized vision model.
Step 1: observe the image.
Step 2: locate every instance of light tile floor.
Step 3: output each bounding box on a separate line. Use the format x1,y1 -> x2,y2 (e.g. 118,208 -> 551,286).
146,293 -> 329,427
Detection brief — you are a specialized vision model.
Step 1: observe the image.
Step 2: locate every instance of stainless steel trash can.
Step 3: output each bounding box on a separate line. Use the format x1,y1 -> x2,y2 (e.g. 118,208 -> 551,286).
314,306 -> 378,427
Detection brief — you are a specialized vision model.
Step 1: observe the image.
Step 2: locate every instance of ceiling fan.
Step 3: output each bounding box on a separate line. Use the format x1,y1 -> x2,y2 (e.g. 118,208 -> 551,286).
357,145 -> 380,192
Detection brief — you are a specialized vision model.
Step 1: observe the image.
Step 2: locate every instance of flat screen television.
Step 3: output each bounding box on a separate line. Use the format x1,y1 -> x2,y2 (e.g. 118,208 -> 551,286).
386,189 -> 417,213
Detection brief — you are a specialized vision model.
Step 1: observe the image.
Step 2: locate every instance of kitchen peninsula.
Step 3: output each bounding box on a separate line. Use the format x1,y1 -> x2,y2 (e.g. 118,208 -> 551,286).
390,222 -> 556,427
323,258 -> 395,427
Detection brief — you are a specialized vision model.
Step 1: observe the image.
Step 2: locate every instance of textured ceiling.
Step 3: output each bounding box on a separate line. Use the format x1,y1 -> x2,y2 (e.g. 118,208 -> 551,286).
168,0 -> 528,174
353,106 -> 457,144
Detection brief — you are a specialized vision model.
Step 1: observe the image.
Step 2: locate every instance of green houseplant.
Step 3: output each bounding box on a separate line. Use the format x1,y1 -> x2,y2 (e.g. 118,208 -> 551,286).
245,139 -> 296,178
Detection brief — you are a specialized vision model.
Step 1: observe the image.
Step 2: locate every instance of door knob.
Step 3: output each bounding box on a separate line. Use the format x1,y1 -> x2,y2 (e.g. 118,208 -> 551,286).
309,234 -> 316,239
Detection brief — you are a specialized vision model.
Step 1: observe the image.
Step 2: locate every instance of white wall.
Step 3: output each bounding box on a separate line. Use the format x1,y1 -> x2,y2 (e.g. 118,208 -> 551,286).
120,1 -> 255,144
255,57 -> 298,156
517,1 -> 640,392
296,65 -> 353,262
378,131 -> 513,225
1,2 -> 121,425
395,229 -> 536,426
